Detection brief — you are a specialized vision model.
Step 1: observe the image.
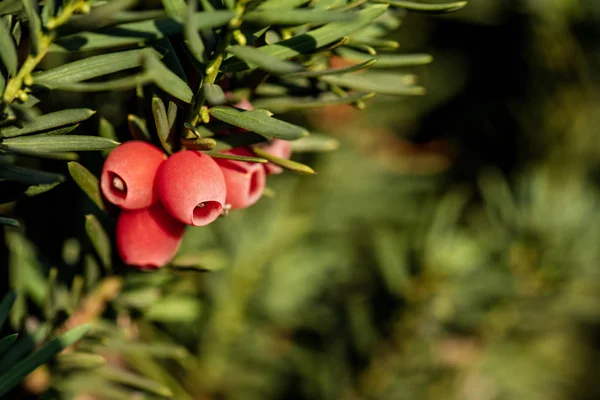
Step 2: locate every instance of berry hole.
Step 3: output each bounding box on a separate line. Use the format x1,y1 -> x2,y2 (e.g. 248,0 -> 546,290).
192,201 -> 222,226
109,172 -> 127,199
249,170 -> 262,198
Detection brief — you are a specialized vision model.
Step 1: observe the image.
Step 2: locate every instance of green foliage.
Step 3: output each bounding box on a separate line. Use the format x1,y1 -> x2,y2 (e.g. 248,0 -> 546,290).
0,0 -> 440,394
10,1 -> 600,400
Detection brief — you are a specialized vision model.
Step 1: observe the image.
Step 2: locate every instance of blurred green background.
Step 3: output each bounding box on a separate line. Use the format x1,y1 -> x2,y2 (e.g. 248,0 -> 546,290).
5,0 -> 600,399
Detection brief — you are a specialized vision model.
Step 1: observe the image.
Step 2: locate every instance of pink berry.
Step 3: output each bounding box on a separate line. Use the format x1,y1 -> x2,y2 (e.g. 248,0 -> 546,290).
100,141 -> 166,210
260,139 -> 292,175
116,202 -> 186,269
155,150 -> 226,226
214,148 -> 266,210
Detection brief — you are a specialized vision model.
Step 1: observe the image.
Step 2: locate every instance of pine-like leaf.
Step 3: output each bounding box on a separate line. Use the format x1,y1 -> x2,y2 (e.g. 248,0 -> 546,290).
0,109 -> 95,138
221,5 -> 388,72
209,106 -> 309,140
34,48 -> 162,88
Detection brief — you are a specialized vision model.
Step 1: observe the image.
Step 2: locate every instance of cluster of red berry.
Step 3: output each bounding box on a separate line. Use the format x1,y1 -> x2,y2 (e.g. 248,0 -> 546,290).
99,102 -> 291,270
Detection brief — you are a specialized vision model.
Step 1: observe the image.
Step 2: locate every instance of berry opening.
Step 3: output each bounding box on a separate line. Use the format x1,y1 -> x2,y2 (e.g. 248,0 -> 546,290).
192,201 -> 223,226
109,172 -> 127,199
249,171 -> 261,198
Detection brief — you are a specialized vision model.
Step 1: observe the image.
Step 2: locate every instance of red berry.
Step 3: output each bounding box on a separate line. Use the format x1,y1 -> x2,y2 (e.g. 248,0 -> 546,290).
116,202 -> 186,269
100,141 -> 166,210
214,148 -> 266,210
155,150 -> 226,226
260,139 -> 292,175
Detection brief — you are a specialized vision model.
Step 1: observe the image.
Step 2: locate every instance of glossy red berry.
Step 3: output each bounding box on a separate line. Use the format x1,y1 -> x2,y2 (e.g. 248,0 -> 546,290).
100,141 -> 166,210
214,148 -> 266,210
155,150 -> 226,226
260,139 -> 292,175
116,202 -> 186,269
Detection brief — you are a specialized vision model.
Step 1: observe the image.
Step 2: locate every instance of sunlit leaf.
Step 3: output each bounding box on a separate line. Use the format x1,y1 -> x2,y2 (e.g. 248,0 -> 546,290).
207,151 -> 268,163
209,106 -> 308,140
253,146 -> 316,174
51,11 -> 235,52
221,5 -> 388,72
322,72 -> 425,95
336,48 -> 433,67
1,135 -> 120,153
290,58 -> 377,77
0,109 -> 95,138
34,48 -> 162,88
227,45 -> 304,75
251,91 -> 375,112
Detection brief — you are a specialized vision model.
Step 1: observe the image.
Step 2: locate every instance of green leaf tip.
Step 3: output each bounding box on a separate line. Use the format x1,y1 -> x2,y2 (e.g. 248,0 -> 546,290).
1,136 -> 120,153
